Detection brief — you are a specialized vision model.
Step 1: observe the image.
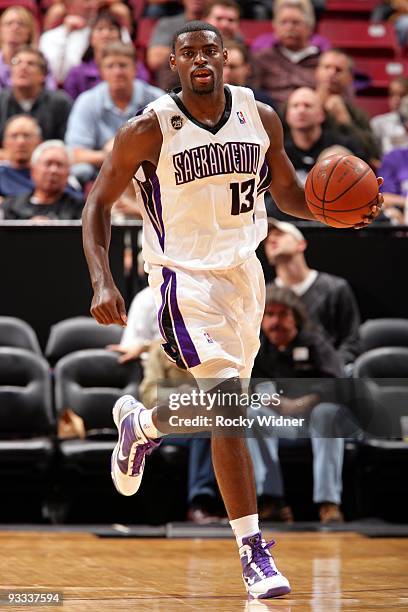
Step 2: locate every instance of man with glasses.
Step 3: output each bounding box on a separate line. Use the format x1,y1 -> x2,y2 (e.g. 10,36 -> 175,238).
0,47 -> 72,145
65,42 -> 163,184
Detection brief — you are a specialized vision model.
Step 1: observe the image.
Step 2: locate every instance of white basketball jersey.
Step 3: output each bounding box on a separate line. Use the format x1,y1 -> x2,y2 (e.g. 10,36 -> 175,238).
135,85 -> 271,270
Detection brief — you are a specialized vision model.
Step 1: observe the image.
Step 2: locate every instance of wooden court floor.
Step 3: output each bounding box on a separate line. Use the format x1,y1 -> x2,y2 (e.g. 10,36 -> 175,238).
0,531 -> 407,611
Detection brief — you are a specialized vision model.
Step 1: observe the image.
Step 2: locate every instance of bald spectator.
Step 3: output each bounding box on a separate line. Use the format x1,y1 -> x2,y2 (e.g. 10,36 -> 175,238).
0,47 -> 72,148
0,115 -> 41,200
283,87 -> 363,184
39,0 -> 100,84
315,49 -> 380,164
147,0 -> 206,74
253,1 -> 322,108
2,141 -> 83,221
65,42 -> 163,183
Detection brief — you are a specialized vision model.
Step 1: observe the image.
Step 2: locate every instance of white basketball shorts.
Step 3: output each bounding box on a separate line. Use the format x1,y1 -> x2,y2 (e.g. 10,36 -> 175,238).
148,255 -> 265,379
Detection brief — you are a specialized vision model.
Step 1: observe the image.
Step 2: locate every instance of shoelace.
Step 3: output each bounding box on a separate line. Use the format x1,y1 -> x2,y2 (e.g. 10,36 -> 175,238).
251,539 -> 277,577
131,442 -> 156,475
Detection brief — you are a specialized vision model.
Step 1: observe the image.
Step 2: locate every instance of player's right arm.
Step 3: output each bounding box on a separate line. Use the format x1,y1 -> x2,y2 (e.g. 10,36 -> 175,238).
82,111 -> 162,326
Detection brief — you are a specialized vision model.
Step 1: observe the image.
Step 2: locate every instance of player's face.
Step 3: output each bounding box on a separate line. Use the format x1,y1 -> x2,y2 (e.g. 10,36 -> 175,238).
171,31 -> 227,95
264,228 -> 302,263
262,303 -> 298,348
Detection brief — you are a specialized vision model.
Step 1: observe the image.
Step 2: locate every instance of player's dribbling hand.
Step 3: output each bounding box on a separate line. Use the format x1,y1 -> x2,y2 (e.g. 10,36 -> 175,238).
354,177 -> 384,229
90,284 -> 127,327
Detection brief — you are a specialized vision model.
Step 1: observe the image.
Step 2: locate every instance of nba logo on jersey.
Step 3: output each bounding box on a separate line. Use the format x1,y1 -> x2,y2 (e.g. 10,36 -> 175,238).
203,331 -> 214,344
237,111 -> 246,124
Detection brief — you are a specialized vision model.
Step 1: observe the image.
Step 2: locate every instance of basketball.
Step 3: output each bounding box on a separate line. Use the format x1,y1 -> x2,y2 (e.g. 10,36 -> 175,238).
304,155 -> 379,228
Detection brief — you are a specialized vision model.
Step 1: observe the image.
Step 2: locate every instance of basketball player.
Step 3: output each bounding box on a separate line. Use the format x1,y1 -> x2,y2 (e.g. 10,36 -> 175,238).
82,22 -> 382,600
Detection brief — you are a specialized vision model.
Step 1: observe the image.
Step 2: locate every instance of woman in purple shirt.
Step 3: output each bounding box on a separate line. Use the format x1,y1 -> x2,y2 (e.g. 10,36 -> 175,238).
63,11 -> 122,100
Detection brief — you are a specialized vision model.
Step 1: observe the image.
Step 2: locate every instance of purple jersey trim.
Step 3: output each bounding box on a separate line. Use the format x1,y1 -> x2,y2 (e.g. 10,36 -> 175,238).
138,173 -> 165,251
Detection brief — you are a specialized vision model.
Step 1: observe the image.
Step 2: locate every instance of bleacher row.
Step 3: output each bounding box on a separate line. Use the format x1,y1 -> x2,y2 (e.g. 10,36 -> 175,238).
1,0 -> 405,119
134,0 -> 408,118
1,314 -> 407,524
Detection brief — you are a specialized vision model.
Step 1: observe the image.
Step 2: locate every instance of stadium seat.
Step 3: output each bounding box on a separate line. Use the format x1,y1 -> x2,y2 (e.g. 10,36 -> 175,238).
318,20 -> 399,57
352,347 -> 408,521
137,17 -> 157,50
354,58 -> 408,91
52,349 -> 142,521
323,0 -> 378,20
0,347 -> 55,521
240,20 -> 272,46
45,316 -> 122,366
360,318 -> 408,353
354,94 -> 389,118
0,316 -> 42,355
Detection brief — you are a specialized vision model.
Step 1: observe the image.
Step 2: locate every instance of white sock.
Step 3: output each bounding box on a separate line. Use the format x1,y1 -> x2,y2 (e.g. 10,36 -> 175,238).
230,513 -> 260,548
138,408 -> 163,440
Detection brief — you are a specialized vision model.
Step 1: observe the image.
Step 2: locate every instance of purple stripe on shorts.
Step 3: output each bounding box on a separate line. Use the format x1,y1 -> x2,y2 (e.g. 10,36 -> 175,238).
157,269 -> 172,339
164,267 -> 201,368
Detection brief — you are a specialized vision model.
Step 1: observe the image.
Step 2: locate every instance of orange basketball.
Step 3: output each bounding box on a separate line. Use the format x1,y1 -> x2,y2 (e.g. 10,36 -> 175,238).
304,154 -> 379,228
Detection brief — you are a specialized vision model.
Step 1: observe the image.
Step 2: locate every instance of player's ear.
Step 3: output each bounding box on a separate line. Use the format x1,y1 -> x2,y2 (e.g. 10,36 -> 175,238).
169,53 -> 177,72
223,48 -> 228,65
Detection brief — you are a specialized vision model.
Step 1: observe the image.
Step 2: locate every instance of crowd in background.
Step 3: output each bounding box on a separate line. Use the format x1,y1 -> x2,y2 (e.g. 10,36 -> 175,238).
0,0 -> 407,222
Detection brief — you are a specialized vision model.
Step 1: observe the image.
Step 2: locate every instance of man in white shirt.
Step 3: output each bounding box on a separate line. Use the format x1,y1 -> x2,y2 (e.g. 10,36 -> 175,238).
39,0 -> 99,84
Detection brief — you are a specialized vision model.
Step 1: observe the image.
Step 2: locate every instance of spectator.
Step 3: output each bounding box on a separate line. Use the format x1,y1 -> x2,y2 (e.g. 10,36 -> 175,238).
144,0 -> 184,18
223,40 -> 277,108
283,86 -> 364,184
65,42 -> 163,183
203,0 -> 242,41
0,115 -> 41,200
247,284 -> 348,523
251,0 -> 330,53
264,220 -> 362,367
39,0 -> 100,84
107,285 -> 161,364
252,0 -> 323,108
371,77 -> 408,155
377,97 -> 408,220
147,0 -> 206,73
2,140 -> 84,221
0,6 -> 56,89
43,1 -> 134,36
315,49 -> 380,164
63,11 -> 122,100
0,47 -> 72,149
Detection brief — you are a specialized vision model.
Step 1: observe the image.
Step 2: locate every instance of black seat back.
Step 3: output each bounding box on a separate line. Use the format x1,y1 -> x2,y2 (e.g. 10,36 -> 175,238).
0,347 -> 53,437
54,349 -> 142,432
360,318 -> 408,353
45,317 -> 122,366
0,316 -> 41,355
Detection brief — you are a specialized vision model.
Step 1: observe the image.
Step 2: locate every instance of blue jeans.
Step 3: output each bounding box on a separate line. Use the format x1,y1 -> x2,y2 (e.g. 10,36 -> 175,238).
247,403 -> 346,505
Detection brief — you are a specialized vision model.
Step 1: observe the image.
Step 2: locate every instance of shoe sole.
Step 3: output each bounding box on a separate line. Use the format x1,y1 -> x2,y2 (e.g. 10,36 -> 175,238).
248,585 -> 291,600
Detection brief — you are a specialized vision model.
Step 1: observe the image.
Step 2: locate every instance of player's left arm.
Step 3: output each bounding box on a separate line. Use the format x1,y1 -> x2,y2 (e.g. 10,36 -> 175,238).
256,101 -> 384,225
256,101 -> 315,220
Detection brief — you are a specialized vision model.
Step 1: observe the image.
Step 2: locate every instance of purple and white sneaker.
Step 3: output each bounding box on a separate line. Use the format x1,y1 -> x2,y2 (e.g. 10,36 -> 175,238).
111,394 -> 161,496
240,533 -> 291,599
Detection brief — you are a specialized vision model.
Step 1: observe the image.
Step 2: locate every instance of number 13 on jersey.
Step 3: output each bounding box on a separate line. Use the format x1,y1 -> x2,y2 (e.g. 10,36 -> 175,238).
230,179 -> 256,215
